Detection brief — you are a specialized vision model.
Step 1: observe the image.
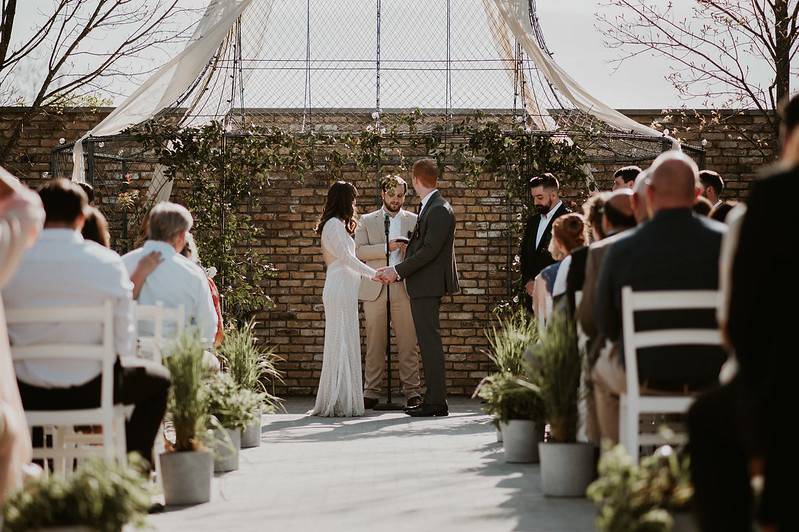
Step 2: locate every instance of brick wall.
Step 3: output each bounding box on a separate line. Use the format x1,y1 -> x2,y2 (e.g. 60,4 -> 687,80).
0,106 -> 776,396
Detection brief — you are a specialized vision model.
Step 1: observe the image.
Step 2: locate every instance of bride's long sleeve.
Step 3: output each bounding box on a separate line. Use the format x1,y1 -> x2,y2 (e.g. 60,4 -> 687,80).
323,219 -> 377,278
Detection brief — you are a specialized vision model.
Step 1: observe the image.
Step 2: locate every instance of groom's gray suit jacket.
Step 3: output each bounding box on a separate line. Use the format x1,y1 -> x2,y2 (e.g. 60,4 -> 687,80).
395,191 -> 460,298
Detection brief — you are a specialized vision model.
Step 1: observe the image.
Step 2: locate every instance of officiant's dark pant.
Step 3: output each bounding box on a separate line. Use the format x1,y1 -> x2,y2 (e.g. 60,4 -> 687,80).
410,296 -> 447,406
18,357 -> 170,466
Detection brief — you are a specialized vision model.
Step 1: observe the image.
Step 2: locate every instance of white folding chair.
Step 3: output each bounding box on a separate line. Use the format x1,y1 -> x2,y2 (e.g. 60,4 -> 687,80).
7,301 -> 127,476
619,287 -> 722,461
134,302 -> 185,363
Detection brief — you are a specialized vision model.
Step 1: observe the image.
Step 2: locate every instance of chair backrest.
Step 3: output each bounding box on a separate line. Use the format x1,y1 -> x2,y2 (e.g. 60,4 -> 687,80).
7,301 -> 115,413
621,287 -> 722,397
134,302 -> 185,360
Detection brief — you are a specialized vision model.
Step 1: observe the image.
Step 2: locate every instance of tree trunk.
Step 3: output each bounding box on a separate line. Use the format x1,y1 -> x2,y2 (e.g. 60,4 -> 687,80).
773,0 -> 790,138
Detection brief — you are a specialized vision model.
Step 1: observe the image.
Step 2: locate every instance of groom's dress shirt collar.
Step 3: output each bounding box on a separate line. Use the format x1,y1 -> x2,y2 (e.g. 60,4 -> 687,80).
420,189 -> 439,215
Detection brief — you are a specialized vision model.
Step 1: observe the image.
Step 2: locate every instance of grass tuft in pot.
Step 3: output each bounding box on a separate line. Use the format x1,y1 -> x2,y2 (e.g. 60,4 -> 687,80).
207,372 -> 260,431
528,312 -> 581,442
476,371 -> 544,425
1,455 -> 152,532
218,320 -> 283,413
484,307 -> 539,376
587,443 -> 693,532
164,328 -> 213,452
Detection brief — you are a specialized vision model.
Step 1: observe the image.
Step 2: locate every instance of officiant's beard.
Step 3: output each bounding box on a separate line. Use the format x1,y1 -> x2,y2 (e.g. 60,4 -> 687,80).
384,201 -> 402,215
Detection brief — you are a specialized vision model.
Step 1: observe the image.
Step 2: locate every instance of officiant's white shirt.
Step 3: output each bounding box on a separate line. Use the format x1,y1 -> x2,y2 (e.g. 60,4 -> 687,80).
382,207 -> 404,267
3,229 -> 135,388
122,240 -> 217,345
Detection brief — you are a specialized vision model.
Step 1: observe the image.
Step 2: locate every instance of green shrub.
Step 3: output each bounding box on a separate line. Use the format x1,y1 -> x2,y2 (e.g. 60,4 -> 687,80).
1,456 -> 151,532
587,444 -> 693,532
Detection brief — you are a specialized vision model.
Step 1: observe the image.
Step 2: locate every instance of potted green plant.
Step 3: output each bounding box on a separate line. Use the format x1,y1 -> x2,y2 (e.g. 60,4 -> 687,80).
587,444 -> 695,532
160,329 -> 214,505
528,312 -> 594,497
476,372 -> 544,462
482,308 -> 539,443
218,321 -> 283,448
207,372 -> 258,472
1,456 -> 151,532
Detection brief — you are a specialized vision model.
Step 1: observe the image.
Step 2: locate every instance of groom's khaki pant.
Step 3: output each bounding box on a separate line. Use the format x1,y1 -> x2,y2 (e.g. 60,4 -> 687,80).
362,283 -> 421,399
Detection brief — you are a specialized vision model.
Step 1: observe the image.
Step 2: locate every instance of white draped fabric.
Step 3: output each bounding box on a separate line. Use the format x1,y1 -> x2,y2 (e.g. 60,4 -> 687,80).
490,0 -> 665,139
71,0 -> 255,183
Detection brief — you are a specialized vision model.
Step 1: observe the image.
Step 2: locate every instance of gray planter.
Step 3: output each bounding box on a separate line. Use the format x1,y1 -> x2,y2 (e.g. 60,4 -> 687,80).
213,427 -> 241,472
538,442 -> 594,497
159,450 -> 213,506
671,511 -> 699,532
241,411 -> 262,448
500,420 -> 542,463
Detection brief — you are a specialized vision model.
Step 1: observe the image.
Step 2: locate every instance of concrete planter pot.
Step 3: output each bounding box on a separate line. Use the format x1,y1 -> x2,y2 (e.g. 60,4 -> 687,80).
241,411 -> 262,448
160,450 -> 213,506
500,420 -> 542,463
538,442 -> 594,497
671,512 -> 699,532
213,427 -> 241,472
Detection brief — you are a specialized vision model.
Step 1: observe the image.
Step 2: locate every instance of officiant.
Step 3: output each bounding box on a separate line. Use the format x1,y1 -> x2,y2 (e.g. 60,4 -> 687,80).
355,176 -> 422,410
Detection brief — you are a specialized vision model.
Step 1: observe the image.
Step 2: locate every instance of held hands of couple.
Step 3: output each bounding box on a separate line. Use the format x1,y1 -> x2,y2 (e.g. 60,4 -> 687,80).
373,266 -> 399,285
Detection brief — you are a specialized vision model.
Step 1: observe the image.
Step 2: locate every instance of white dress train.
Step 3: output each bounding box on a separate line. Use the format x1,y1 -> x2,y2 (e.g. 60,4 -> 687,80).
309,218 -> 377,417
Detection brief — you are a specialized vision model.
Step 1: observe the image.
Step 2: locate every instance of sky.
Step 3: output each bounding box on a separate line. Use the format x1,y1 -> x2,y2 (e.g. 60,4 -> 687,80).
6,0 -> 776,111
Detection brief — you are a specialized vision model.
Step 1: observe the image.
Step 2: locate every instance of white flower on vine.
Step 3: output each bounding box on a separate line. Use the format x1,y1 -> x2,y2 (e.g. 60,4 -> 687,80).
205,266 -> 217,279
366,125 -> 374,132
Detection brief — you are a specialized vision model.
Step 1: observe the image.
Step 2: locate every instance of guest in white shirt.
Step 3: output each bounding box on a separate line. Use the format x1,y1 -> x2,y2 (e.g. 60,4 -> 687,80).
122,202 -> 217,346
2,179 -> 170,466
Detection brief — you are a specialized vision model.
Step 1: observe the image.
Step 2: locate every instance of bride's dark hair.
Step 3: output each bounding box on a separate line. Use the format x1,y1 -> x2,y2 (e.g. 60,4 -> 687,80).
316,180 -> 358,235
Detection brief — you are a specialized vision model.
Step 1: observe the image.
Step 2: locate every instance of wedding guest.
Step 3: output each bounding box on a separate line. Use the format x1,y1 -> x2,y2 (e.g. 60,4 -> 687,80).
78,182 -> 95,205
555,193 -> 607,315
612,165 -> 641,191
688,95 -> 799,532
82,206 -> 162,300
355,175 -> 422,410
709,200 -> 737,224
519,173 -> 570,312
532,213 -> 586,319
122,202 -> 217,346
0,166 -> 44,504
693,195 -> 713,216
180,232 -> 224,347
592,151 -> 727,443
699,169 -> 724,207
574,188 -> 637,444
2,179 -> 169,466
631,169 -> 651,224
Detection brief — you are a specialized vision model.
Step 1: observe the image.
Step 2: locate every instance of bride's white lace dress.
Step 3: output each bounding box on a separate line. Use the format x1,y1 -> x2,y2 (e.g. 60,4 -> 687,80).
309,217 -> 376,417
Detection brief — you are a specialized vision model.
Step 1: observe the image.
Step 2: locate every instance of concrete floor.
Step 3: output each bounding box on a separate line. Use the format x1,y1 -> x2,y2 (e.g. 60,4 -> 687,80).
149,398 -> 596,532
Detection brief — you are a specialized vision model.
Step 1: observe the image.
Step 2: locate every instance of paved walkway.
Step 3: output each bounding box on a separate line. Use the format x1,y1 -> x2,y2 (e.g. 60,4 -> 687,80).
149,398 -> 596,532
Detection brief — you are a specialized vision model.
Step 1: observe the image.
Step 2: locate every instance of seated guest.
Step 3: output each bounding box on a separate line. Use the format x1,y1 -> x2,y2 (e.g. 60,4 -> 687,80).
709,200 -> 737,224
688,96 -> 799,532
82,206 -> 162,300
122,202 -> 217,346
556,193 -> 608,315
180,233 -> 224,347
0,166 -> 44,504
2,179 -> 170,466
631,169 -> 651,224
693,195 -> 713,216
612,165 -> 641,191
575,189 -> 637,444
532,213 -> 586,318
699,169 -> 724,207
519,174 -> 570,312
592,151 -> 727,444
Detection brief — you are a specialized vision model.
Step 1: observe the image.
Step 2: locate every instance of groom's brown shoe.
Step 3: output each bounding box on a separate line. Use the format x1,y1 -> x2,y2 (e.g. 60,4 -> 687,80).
364,397 -> 379,409
406,404 -> 448,417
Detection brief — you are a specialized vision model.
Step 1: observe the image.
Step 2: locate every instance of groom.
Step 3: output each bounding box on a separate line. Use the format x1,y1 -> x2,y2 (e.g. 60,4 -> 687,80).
376,159 -> 460,417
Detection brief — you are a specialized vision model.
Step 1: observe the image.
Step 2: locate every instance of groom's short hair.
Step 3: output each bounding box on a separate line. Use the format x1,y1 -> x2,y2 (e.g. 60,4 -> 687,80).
412,158 -> 439,188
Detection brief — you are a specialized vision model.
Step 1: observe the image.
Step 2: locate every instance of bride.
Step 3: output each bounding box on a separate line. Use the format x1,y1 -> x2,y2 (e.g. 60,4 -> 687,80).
309,181 -> 378,417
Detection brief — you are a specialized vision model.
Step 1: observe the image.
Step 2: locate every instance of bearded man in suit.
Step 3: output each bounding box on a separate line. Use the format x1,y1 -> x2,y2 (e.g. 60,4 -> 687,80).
519,173 -> 570,312
355,176 -> 422,410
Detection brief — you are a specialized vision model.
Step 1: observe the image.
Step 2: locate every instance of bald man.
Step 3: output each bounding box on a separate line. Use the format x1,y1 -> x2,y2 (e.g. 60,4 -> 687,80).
590,151 -> 728,443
